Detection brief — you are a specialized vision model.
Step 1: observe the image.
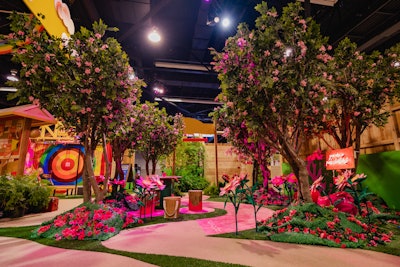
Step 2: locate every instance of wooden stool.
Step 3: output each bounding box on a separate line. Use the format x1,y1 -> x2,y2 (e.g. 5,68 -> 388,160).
163,196 -> 181,219
189,190 -> 203,211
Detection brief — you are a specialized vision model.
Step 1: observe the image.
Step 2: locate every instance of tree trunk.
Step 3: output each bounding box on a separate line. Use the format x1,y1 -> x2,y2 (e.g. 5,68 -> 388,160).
298,160 -> 312,203
145,159 -> 150,176
82,138 -> 91,203
100,135 -> 111,199
151,158 -> 157,175
282,141 -> 312,203
85,151 -> 102,202
113,140 -> 124,181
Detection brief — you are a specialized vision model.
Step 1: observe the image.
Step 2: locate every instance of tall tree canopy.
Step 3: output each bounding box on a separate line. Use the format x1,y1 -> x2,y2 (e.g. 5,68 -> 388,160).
211,2 -> 334,202
315,38 -> 399,157
6,14 -> 143,202
135,102 -> 184,175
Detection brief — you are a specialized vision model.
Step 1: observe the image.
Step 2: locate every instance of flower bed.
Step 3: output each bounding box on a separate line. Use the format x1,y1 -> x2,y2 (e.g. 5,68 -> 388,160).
32,202 -> 143,241
258,203 -> 399,248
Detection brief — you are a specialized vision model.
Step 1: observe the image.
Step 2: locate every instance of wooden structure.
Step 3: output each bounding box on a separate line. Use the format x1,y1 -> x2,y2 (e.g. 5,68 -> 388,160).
0,105 -> 56,175
302,101 -> 400,156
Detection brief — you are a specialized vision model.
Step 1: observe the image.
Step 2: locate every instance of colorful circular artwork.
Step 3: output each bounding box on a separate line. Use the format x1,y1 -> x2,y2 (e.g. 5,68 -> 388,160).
40,144 -> 84,185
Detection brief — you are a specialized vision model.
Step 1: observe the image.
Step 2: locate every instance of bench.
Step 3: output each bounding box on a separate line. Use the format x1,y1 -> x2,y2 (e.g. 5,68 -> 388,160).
49,186 -> 77,196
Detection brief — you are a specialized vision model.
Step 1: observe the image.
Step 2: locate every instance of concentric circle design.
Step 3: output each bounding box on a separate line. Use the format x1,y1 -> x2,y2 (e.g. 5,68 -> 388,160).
40,145 -> 84,185
49,148 -> 84,183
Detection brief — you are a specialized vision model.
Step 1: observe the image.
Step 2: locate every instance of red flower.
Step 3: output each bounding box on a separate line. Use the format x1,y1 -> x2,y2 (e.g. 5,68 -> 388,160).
326,221 -> 335,229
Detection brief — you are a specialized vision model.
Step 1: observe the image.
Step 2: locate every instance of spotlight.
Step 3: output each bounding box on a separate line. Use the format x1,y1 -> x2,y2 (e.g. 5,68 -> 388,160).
148,28 -> 161,43
221,17 -> 230,28
153,86 -> 164,95
214,16 -> 220,23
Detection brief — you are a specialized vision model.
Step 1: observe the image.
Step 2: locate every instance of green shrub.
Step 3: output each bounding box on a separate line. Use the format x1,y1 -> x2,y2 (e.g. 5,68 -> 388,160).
177,173 -> 209,192
0,174 -> 50,217
204,184 -> 220,197
163,142 -> 209,192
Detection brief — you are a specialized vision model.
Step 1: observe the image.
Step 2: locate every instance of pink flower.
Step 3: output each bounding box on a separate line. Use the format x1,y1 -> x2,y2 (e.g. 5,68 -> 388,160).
95,67 -> 101,73
271,176 -> 284,186
85,68 -> 91,75
275,40 -> 283,47
45,66 -> 51,73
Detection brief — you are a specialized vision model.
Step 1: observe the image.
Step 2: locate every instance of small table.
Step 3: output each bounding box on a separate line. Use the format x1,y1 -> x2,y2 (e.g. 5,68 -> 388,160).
188,190 -> 203,211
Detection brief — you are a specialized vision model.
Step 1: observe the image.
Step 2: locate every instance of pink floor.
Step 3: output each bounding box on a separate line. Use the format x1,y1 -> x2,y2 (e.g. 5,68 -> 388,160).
1,197 -> 400,267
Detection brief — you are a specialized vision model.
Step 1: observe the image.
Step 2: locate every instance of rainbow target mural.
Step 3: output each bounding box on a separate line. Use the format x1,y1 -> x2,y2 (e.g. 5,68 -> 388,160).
40,144 -> 84,185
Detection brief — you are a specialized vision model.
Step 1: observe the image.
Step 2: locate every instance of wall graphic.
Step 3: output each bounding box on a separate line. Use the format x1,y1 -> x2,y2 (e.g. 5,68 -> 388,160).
40,144 -> 84,185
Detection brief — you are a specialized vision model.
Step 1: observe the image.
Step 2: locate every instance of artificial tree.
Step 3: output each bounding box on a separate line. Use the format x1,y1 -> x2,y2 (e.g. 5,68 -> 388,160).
211,2 -> 333,202
312,38 -> 399,165
135,102 -> 184,175
5,14 -> 143,202
214,105 -> 273,185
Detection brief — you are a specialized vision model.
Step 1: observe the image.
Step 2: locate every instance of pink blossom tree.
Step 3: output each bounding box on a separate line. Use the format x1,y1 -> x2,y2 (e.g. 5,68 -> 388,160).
213,105 -> 273,184
211,2 -> 333,202
315,39 -> 399,159
6,14 -> 143,202
134,102 -> 184,175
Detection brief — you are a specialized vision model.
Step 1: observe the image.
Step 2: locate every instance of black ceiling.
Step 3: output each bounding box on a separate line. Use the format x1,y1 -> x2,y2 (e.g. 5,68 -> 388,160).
1,0 -> 400,122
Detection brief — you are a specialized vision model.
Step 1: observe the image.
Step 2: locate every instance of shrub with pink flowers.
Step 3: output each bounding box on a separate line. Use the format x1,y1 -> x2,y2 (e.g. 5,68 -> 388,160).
258,203 -> 399,248
31,202 -> 143,241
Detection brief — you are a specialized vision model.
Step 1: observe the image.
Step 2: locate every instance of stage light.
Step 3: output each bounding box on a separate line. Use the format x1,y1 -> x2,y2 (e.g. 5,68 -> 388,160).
221,17 -> 230,28
148,28 -> 161,43
153,86 -> 164,95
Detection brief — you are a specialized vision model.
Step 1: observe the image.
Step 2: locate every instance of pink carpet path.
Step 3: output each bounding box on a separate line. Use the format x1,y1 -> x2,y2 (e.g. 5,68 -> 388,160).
128,196 -> 274,235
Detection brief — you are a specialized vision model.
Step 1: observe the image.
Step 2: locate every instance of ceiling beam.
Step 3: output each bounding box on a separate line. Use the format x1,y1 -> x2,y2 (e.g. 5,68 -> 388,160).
358,21 -> 400,51
157,79 -> 219,90
155,97 -> 220,105
332,0 -> 395,47
119,0 -> 172,42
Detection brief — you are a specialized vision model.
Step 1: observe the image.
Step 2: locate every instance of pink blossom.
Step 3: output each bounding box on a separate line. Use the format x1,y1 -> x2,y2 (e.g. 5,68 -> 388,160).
95,67 -> 101,73
267,11 -> 278,17
85,68 -> 91,75
45,66 -> 51,73
95,33 -> 102,39
275,40 -> 283,48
